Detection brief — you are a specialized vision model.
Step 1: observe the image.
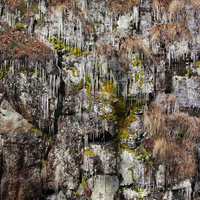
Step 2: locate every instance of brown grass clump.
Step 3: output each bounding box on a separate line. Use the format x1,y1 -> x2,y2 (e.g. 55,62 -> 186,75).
0,22 -> 54,62
191,0 -> 200,9
153,137 -> 196,182
144,98 -> 199,183
152,0 -> 173,10
143,102 -> 165,137
150,23 -> 193,43
83,22 -> 95,37
167,93 -> 176,105
105,0 -> 138,14
167,113 -> 200,141
118,37 -> 153,69
168,1 -> 184,22
120,37 -> 153,60
96,44 -> 117,58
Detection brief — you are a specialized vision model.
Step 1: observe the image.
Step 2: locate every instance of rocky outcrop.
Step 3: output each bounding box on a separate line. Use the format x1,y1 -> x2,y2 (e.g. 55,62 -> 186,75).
0,0 -> 199,199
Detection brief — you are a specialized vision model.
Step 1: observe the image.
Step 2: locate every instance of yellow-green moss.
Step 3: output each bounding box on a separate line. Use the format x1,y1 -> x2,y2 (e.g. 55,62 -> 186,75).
0,68 -> 7,79
86,99 -> 92,113
41,159 -> 45,169
75,192 -> 79,196
185,66 -> 189,77
15,22 -> 24,31
66,67 -> 79,77
195,61 -> 200,68
20,0 -> 27,16
48,137 -> 52,145
31,128 -> 42,134
47,36 -> 91,56
29,2 -> 38,14
135,72 -> 140,83
94,20 -> 102,24
84,149 -> 95,156
132,57 -> 143,66
75,82 -> 84,90
81,174 -> 85,188
99,79 -> 116,100
17,130 -> 26,133
121,143 -> 128,149
137,187 -> 145,200
74,149 -> 81,154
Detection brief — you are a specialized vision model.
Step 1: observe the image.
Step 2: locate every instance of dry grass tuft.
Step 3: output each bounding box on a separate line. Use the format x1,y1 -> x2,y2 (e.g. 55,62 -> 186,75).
143,102 -> 165,137
168,113 -> 200,141
152,0 -> 172,19
167,93 -> 176,105
144,97 -> 199,183
119,37 -> 153,62
168,1 -> 184,22
150,23 -> 193,43
105,0 -> 138,14
191,0 -> 200,9
153,137 -> 170,161
83,21 -> 95,37
96,44 -> 117,57
153,137 -> 196,182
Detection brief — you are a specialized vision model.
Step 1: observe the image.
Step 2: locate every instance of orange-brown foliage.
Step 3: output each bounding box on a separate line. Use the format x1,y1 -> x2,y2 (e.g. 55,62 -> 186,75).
0,22 -> 54,62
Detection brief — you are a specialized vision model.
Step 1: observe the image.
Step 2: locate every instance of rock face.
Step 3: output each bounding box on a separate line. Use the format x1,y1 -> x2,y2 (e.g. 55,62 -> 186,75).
1,131 -> 45,200
0,100 -> 33,134
0,0 -> 200,199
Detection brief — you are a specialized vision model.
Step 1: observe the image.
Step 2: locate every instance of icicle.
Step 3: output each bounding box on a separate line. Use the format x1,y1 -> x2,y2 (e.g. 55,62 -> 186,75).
84,135 -> 88,146
53,74 -> 56,96
42,69 -> 44,84
49,74 -> 52,97
54,98 -> 58,110
43,94 -> 46,119
46,94 -> 48,118
133,6 -> 139,29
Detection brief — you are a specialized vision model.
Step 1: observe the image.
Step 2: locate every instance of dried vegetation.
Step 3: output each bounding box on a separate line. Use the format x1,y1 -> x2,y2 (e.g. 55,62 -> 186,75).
150,23 -> 193,43
0,22 -> 54,62
96,44 -> 117,58
168,1 -> 184,22
106,0 -> 138,13
144,95 -> 200,183
45,0 -> 78,9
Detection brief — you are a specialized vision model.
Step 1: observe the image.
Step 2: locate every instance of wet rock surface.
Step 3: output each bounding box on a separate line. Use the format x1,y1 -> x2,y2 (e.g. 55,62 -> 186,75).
0,0 -> 200,199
